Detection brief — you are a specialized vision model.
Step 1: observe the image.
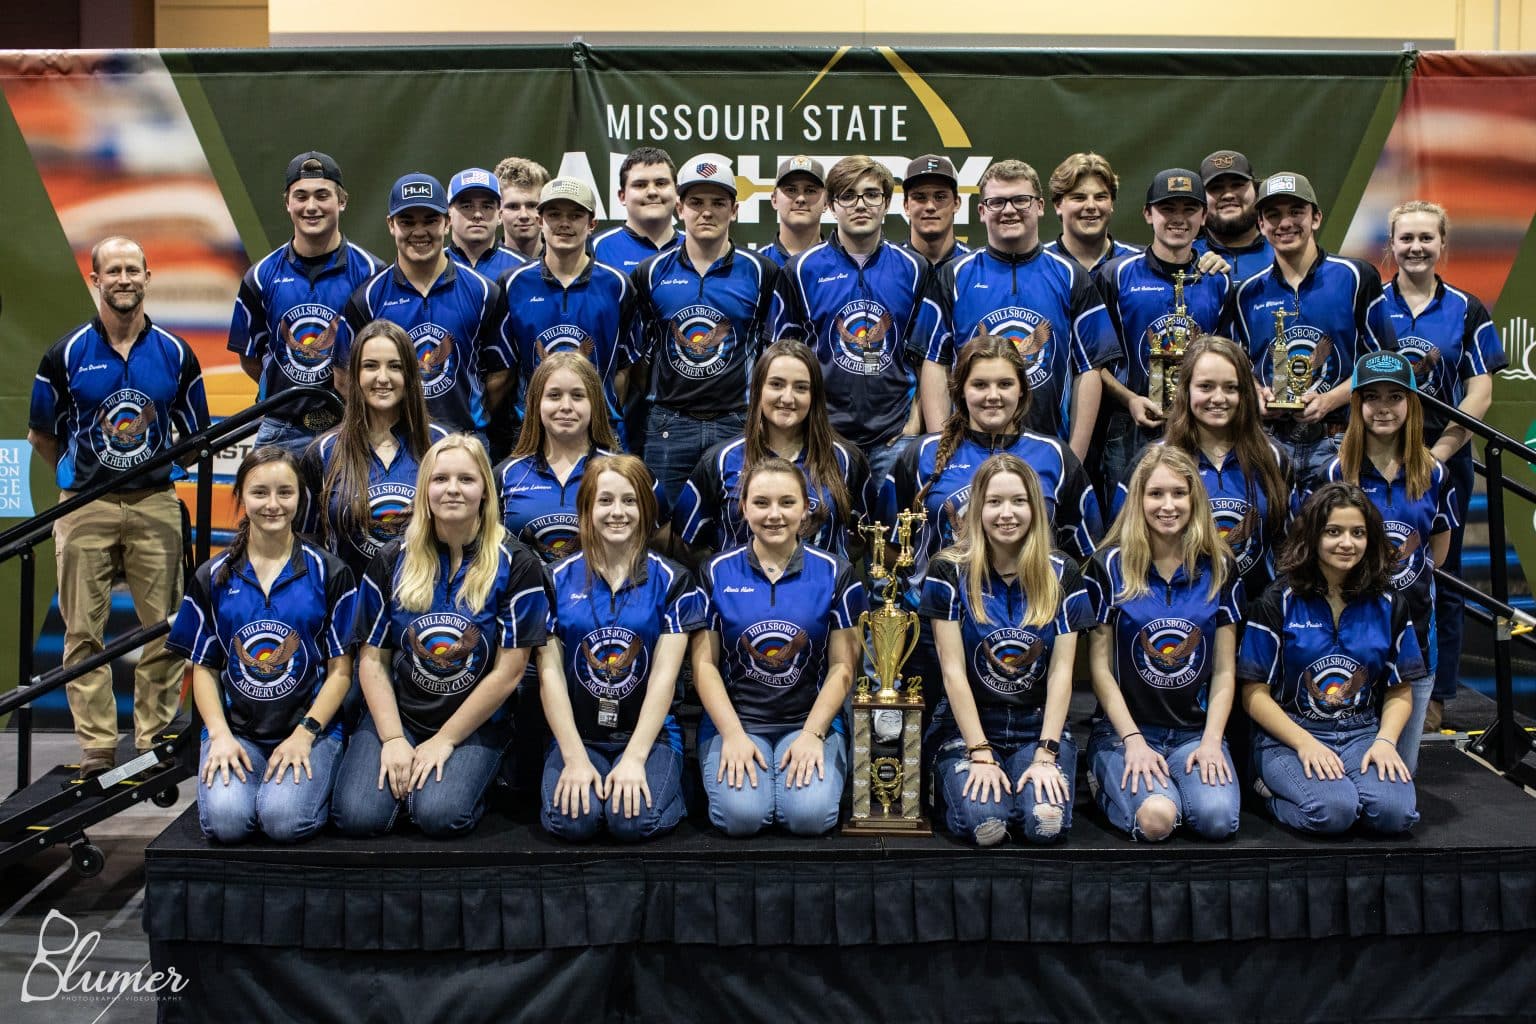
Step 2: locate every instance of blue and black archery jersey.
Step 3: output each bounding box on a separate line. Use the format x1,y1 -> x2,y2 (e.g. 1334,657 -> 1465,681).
1380,276 -> 1506,439
1094,250 -> 1231,403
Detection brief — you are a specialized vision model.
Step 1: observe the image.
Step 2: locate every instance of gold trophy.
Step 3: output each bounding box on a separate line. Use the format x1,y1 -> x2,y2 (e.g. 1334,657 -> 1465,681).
844,509 -> 932,836
1145,269 -> 1201,413
1267,307 -> 1310,412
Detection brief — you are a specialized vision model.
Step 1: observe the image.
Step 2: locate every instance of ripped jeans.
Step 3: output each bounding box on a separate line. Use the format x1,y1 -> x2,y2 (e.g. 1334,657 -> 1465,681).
929,703 -> 1076,845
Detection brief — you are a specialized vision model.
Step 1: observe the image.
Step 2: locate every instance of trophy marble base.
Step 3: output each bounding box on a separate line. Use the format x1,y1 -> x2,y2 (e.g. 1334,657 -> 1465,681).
843,686 -> 932,838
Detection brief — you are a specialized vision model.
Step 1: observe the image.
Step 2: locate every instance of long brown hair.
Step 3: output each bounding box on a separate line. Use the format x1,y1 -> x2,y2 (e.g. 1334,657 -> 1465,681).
218,447 -> 303,588
1280,482 -> 1390,601
509,352 -> 620,459
575,454 -> 656,587
938,454 -> 1060,627
1163,335 -> 1290,541
1104,445 -> 1229,601
320,319 -> 434,551
744,339 -> 850,530
913,335 -> 1033,512
1338,384 -> 1433,501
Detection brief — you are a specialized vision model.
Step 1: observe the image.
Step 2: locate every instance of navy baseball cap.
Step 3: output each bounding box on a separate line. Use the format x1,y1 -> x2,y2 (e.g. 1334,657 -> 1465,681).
1146,168 -> 1205,207
448,168 -> 500,204
389,173 -> 448,216
285,151 -> 343,189
1352,350 -> 1417,392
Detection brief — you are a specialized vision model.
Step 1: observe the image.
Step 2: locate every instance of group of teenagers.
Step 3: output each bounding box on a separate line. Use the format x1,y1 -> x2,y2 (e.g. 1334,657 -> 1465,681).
147,141 -> 1503,849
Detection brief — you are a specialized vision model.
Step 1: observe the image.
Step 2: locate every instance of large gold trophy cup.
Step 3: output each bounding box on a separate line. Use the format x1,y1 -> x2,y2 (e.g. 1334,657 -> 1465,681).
844,509 -> 932,836
1145,269 -> 1201,413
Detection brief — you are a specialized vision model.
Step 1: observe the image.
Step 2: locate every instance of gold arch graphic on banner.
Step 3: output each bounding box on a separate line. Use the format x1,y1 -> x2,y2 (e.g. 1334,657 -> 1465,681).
789,46 -> 973,149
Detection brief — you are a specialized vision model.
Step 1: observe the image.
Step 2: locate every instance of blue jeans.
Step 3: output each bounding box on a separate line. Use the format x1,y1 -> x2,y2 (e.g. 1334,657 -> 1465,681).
863,434 -> 913,496
1087,719 -> 1241,841
253,418 -> 321,458
1399,674 -> 1434,775
330,712 -> 509,838
930,704 -> 1076,845
1271,427 -> 1343,496
700,727 -> 847,837
1098,409 -> 1153,521
1433,446 -> 1474,702
198,732 -> 342,844
644,406 -> 748,513
1253,717 -> 1418,835
539,739 -> 685,842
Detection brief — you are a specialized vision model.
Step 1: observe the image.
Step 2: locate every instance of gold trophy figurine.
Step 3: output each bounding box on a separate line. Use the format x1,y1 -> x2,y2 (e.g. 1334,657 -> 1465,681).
1267,307 -> 1307,411
845,509 -> 932,836
1146,269 -> 1201,413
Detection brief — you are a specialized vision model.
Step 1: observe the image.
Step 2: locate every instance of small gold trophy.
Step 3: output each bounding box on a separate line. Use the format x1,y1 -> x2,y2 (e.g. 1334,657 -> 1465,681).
1267,307 -> 1309,412
844,509 -> 932,836
1145,269 -> 1202,413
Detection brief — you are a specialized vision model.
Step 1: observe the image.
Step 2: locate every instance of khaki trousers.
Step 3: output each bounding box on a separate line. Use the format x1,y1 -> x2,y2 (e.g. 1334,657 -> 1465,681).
52,487 -> 186,752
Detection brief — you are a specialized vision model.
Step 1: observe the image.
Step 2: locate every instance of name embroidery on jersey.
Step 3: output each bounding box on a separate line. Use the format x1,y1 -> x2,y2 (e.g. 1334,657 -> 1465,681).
230,619 -> 308,701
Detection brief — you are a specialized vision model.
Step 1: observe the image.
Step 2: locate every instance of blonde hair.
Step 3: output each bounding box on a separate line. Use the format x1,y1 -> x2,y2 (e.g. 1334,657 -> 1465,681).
495,156 -> 549,191
938,454 -> 1060,628
1388,199 -> 1447,241
1104,446 -> 1228,602
978,160 -> 1041,200
395,434 -> 507,614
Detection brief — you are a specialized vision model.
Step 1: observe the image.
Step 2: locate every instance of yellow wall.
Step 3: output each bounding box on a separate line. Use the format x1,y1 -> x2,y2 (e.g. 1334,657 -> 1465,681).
157,0 -> 1528,53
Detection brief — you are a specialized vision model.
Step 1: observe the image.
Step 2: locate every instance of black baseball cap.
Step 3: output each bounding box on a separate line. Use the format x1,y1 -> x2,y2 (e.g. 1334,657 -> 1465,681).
1352,350 -> 1417,392
1200,150 -> 1255,187
285,151 -> 343,189
1146,168 -> 1205,207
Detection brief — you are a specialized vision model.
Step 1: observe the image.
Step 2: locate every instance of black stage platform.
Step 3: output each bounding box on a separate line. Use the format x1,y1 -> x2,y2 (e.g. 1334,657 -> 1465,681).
144,744 -> 1536,1023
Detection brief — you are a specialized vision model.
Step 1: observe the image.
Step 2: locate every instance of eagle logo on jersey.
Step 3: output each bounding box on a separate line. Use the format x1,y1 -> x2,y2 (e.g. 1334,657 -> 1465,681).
974,627 -> 1048,695
939,485 -> 971,547
278,305 -> 340,382
522,513 -> 580,563
831,299 -> 894,375
410,325 -> 459,398
1132,618 -> 1206,689
359,484 -> 415,557
1396,338 -> 1445,397
575,626 -> 646,700
1142,315 -> 1202,372
533,327 -> 596,364
1385,522 -> 1423,588
1301,655 -> 1369,718
95,390 -> 158,469
1211,499 -> 1261,574
229,620 -> 308,701
738,620 -> 811,686
973,308 -> 1053,390
667,305 -> 734,379
404,614 -> 484,694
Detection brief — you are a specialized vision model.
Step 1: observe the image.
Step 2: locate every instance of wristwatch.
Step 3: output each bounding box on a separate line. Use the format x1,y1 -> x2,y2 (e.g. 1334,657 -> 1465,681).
299,716 -> 323,737
1038,738 -> 1061,757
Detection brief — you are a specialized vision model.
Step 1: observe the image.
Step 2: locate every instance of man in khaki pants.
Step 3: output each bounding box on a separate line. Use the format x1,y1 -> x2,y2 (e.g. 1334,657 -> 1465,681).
28,236 -> 210,781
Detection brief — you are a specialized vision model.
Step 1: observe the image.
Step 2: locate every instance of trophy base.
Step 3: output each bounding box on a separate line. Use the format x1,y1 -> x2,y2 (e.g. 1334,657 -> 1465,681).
1267,400 -> 1305,412
842,815 -> 934,837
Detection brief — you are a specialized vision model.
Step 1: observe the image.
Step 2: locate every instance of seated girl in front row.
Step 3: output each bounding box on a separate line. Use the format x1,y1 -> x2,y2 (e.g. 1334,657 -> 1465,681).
539,455 -> 700,842
920,454 -> 1096,847
1238,482 -> 1422,835
169,447 -> 357,844
1085,446 -> 1244,843
332,434 -> 549,838
692,458 -> 867,837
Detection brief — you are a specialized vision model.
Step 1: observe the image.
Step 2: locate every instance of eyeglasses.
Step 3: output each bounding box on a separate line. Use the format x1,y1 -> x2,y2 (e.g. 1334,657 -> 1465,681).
833,189 -> 889,209
979,195 -> 1041,212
